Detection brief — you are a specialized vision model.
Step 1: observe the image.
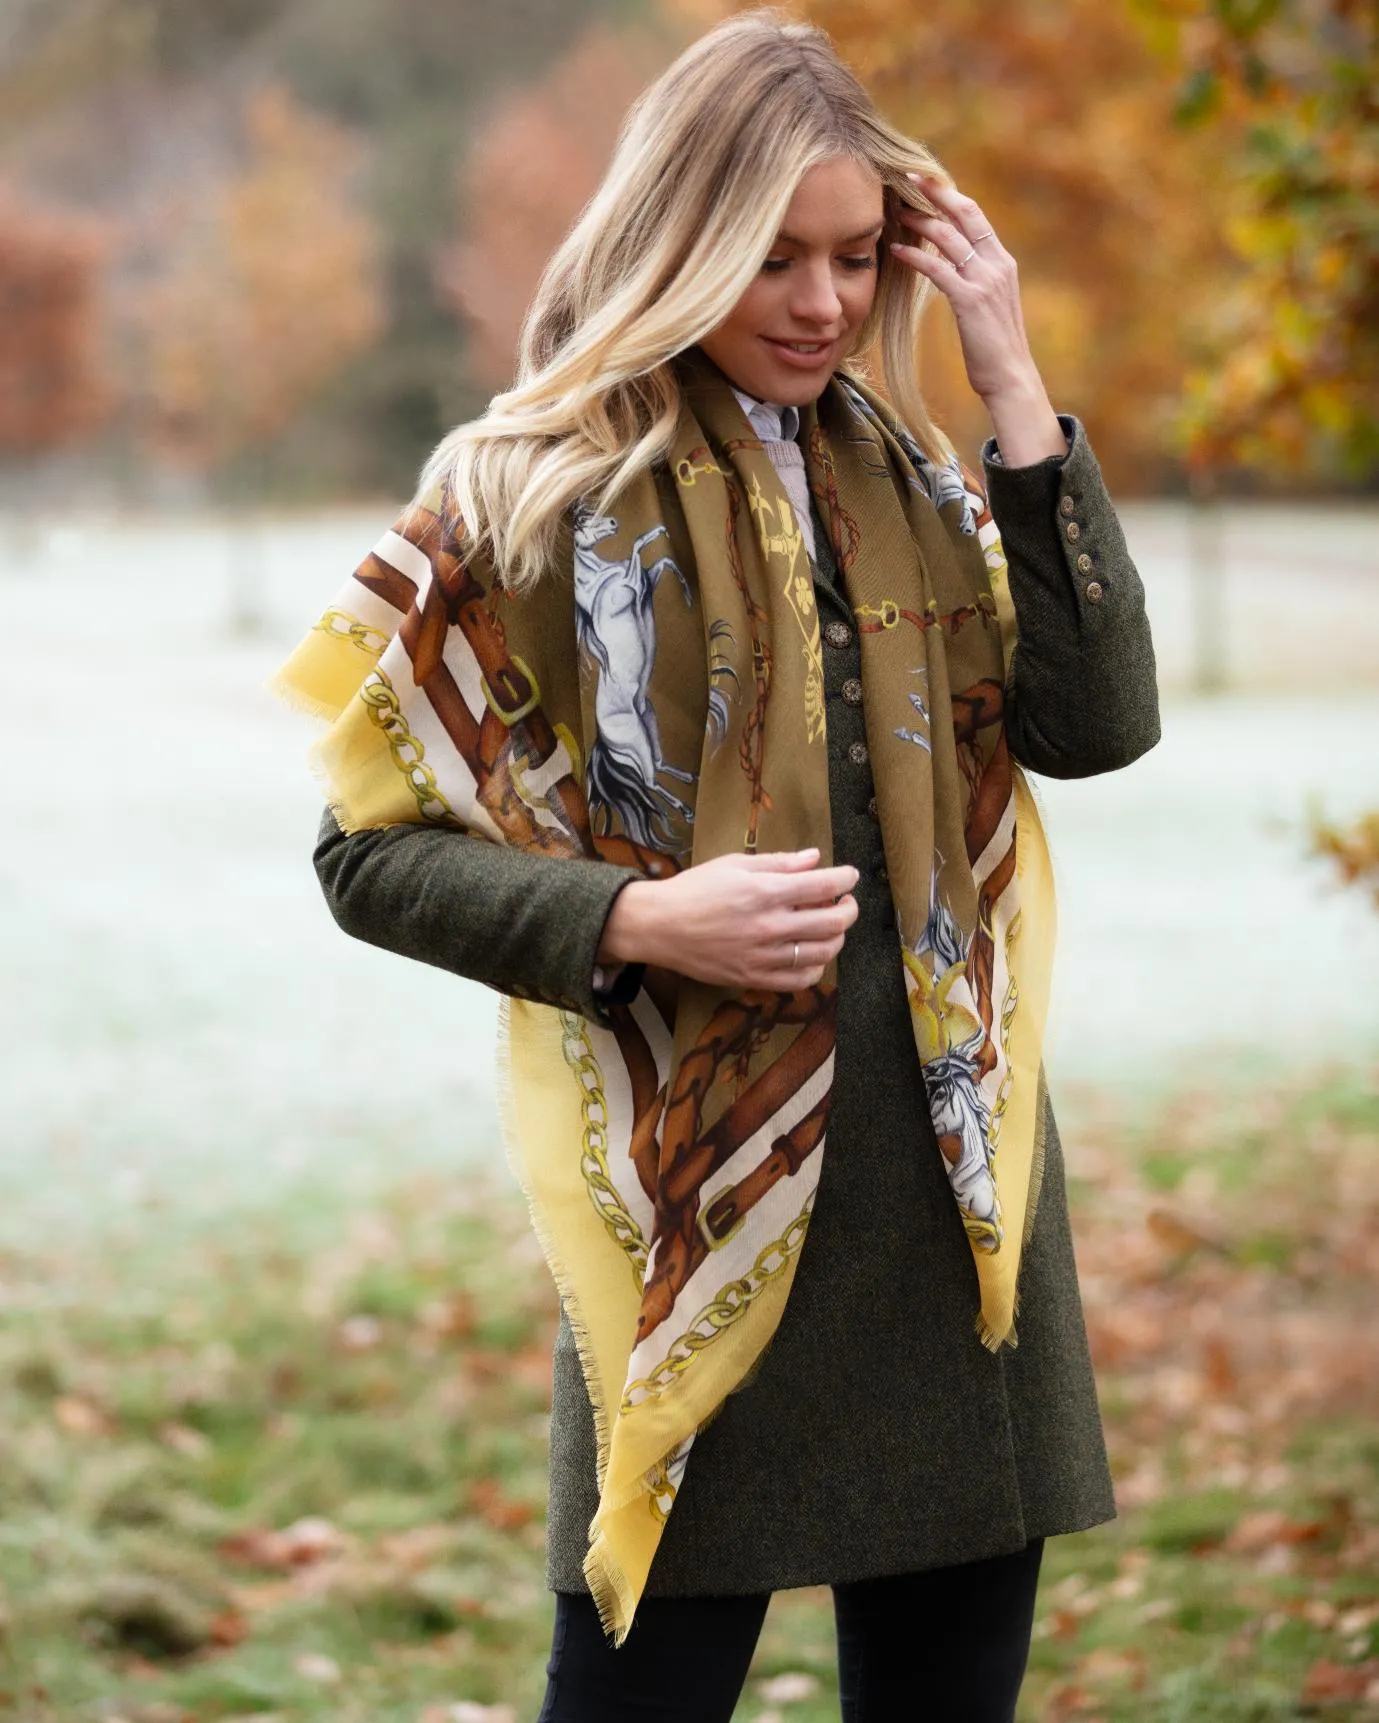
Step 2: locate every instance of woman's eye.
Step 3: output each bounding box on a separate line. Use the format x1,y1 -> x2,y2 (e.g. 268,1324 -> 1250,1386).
762,254 -> 877,275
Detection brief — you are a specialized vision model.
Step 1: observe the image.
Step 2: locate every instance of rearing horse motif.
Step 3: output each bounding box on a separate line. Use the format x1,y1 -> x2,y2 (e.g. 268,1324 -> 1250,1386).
573,504 -> 696,849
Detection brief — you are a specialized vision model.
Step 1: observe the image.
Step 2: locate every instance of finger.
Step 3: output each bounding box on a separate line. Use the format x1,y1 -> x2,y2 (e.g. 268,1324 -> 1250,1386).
762,902 -> 855,943
906,173 -> 997,248
754,959 -> 832,991
772,864 -> 859,904
895,209 -> 971,266
728,848 -> 822,871
888,240 -> 965,290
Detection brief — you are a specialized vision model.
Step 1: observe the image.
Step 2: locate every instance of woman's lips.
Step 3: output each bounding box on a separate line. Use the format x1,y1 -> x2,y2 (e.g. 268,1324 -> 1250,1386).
761,335 -> 838,369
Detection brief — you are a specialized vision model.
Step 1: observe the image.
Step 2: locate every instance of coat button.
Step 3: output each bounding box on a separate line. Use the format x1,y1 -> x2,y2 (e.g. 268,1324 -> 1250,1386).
867,795 -> 878,818
823,621 -> 852,649
1065,520 -> 1081,542
848,740 -> 869,766
1059,495 -> 1075,517
841,677 -> 863,706
1076,552 -> 1092,574
1085,580 -> 1104,602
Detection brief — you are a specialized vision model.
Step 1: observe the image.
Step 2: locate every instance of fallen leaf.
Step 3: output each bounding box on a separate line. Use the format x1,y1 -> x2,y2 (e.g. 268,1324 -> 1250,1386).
470,1477 -> 533,1532
1301,1658 -> 1379,1701
207,1608 -> 250,1647
418,1293 -> 476,1339
758,1671 -> 820,1702
219,1516 -> 345,1571
54,1394 -> 113,1436
337,1314 -> 383,1352
159,1421 -> 211,1459
294,1651 -> 341,1684
1146,1207 -> 1230,1258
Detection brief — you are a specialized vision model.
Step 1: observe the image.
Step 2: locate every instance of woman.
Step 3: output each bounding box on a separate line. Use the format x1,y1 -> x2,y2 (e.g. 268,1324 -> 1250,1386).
278,10 -> 1159,1719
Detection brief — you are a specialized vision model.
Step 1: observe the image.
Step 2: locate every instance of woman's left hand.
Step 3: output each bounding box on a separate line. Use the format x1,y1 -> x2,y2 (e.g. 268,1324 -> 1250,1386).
890,175 -> 1067,465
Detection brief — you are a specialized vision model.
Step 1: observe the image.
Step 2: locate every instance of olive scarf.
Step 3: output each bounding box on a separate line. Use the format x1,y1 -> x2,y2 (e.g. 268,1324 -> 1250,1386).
275,350 -> 1056,1643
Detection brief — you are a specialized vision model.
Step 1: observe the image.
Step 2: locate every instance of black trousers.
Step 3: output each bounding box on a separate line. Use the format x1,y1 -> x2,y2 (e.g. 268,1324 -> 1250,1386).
536,1536 -> 1044,1722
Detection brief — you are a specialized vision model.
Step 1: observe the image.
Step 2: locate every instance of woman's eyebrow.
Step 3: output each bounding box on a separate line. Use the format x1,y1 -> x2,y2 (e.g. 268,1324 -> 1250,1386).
773,223 -> 885,247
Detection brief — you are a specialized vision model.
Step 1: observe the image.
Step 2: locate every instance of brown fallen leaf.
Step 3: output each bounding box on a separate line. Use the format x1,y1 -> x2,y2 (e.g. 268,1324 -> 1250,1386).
1301,1657 -> 1379,1702
1145,1207 -> 1232,1259
207,1609 -> 250,1648
219,1516 -> 345,1570
54,1394 -> 114,1437
470,1477 -> 533,1532
417,1293 -> 477,1339
159,1421 -> 211,1459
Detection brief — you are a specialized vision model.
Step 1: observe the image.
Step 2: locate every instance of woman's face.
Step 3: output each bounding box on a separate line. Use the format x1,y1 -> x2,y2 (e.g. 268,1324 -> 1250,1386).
698,155 -> 885,407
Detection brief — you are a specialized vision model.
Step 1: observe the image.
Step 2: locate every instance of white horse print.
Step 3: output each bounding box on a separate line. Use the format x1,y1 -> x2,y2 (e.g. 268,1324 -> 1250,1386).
573,504 -> 697,848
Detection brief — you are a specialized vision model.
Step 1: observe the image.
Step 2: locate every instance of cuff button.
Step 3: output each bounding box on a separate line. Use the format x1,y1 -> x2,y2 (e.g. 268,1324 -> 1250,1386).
1085,580 -> 1104,602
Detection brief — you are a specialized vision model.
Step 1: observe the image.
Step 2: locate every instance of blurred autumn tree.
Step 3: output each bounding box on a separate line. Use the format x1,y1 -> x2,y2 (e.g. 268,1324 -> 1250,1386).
127,85 -> 382,480
1143,0 -> 1378,483
0,193 -> 108,456
437,27 -> 670,389
0,0 -> 633,495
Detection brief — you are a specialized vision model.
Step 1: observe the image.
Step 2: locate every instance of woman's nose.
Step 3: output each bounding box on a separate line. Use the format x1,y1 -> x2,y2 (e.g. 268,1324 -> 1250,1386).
789,262 -> 844,327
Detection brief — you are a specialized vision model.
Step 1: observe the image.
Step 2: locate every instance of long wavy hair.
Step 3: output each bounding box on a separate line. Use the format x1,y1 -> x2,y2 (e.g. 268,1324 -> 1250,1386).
422,7 -> 958,591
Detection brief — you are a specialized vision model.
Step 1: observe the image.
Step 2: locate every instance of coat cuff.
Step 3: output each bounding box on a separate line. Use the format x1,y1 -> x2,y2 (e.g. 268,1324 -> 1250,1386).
980,414 -> 1122,626
527,862 -> 646,1027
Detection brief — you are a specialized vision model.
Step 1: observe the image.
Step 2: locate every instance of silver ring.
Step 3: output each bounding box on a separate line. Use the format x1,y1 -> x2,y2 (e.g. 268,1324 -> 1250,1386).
955,247 -> 978,272
792,942 -> 799,969
974,229 -> 996,244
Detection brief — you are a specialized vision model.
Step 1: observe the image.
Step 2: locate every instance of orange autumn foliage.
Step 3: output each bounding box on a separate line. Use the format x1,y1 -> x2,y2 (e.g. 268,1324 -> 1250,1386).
0,193 -> 109,454
438,26 -> 672,389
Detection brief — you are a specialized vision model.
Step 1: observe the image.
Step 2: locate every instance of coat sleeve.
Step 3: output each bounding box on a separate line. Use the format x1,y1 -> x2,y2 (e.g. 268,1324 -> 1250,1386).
981,414 -> 1161,779
313,807 -> 646,1025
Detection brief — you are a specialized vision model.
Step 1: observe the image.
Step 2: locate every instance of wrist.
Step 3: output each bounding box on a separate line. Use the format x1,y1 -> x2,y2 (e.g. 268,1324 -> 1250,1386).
982,373 -> 1066,468
597,879 -> 662,967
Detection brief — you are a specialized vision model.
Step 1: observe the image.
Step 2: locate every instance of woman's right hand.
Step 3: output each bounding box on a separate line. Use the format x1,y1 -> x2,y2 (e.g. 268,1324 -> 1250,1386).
597,848 -> 859,991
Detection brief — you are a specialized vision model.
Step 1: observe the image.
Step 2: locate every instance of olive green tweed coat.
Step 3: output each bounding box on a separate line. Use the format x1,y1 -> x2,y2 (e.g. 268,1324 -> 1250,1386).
313,412 -> 1160,1598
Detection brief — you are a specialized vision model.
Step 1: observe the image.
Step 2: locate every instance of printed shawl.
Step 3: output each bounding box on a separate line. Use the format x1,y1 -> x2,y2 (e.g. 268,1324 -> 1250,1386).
275,350 -> 1056,1643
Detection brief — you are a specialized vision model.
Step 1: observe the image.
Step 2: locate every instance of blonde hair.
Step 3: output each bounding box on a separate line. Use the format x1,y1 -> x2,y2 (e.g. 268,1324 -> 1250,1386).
423,7 -> 957,591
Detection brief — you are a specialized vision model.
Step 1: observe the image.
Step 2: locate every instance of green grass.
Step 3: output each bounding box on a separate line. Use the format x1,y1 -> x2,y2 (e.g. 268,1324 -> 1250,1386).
2,1069 -> 1377,1721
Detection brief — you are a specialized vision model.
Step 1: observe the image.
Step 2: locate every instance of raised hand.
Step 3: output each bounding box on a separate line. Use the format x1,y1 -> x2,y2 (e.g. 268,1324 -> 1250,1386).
890,175 -> 1067,467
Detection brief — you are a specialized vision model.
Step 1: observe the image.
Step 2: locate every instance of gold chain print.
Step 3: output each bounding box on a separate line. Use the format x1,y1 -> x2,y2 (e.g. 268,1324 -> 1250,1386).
314,607 -> 390,659
559,1012 -> 649,1286
621,1196 -> 814,1410
359,671 -> 455,823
